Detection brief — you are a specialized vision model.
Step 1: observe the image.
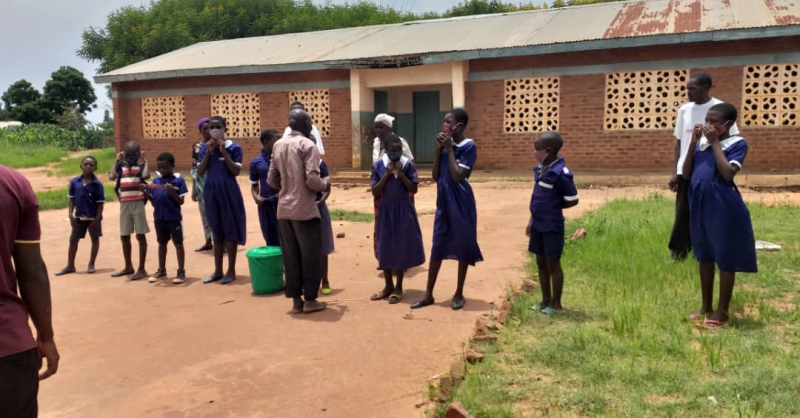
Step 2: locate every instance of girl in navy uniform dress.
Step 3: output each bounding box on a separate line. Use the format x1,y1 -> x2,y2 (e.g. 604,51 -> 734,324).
317,159 -> 335,295
370,135 -> 425,304
412,109 -> 483,310
682,103 -> 757,329
197,116 -> 247,285
250,130 -> 281,247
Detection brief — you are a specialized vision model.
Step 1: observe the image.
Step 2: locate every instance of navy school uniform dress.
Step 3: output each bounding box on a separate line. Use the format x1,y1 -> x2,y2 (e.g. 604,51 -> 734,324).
528,157 -> 578,259
318,160 -> 335,256
689,136 -> 757,273
150,173 -> 189,244
249,150 -> 281,246
68,175 -> 105,239
430,139 -> 483,265
198,140 -> 247,245
371,155 -> 426,270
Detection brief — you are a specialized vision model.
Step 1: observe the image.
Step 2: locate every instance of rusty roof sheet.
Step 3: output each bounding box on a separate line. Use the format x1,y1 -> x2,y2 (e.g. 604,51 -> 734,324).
98,0 -> 800,83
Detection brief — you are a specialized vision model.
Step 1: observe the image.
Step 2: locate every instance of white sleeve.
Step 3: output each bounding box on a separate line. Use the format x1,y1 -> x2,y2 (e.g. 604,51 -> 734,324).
312,126 -> 324,155
401,137 -> 414,160
729,122 -> 740,136
673,107 -> 684,140
283,127 -> 291,137
373,138 -> 381,164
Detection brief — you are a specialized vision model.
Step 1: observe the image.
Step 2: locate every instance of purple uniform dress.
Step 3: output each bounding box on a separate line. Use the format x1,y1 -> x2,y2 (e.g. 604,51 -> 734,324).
318,161 -> 334,256
198,141 -> 247,245
689,136 -> 757,272
371,156 -> 426,270
430,139 -> 483,265
249,150 -> 280,247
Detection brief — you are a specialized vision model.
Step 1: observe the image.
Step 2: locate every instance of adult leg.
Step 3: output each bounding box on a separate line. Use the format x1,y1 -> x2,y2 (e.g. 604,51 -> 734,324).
131,234 -> 148,280
668,176 -> 692,260
0,349 -> 39,418
536,254 -> 552,308
88,236 -> 100,273
111,235 -> 135,277
295,219 -> 325,313
220,242 -> 238,284
411,259 -> 441,309
546,257 -> 564,310
452,261 -> 469,310
710,270 -> 735,323
56,235 -> 80,276
279,220 -> 304,313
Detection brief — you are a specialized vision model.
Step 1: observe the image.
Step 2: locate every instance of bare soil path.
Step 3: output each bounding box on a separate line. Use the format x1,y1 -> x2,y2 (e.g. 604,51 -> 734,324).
34,178 -> 799,418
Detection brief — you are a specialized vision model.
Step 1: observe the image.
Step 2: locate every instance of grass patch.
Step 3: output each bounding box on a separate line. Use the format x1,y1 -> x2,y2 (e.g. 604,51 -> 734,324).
50,147 -> 116,177
443,195 -> 800,418
36,184 -> 117,211
329,209 -> 373,223
0,144 -> 68,169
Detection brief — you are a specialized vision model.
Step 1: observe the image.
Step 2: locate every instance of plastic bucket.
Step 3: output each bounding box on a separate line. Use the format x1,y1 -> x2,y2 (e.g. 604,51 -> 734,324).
246,246 -> 284,295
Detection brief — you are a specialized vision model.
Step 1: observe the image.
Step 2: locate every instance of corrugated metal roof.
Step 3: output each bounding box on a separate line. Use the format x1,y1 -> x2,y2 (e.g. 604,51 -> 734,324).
97,0 -> 800,83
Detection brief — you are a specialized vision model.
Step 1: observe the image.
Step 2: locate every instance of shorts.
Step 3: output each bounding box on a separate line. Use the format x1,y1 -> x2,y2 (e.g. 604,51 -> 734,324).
71,220 -> 102,240
0,348 -> 39,418
155,220 -> 184,244
120,200 -> 150,236
528,227 -> 565,259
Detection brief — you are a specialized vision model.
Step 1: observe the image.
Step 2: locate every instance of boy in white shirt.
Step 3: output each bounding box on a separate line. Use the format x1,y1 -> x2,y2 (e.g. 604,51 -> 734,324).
669,72 -> 739,260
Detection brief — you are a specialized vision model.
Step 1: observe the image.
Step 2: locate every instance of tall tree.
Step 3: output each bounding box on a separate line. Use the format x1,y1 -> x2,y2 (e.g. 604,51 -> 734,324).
42,66 -> 98,116
1,80 -> 51,124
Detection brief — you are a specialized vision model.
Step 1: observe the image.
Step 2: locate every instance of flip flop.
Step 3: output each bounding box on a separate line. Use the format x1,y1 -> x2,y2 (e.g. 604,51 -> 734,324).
540,307 -> 557,316
371,290 -> 391,301
530,303 -> 545,311
388,294 -> 402,304
203,276 -> 221,284
688,312 -> 707,320
321,287 -> 333,295
695,319 -> 726,330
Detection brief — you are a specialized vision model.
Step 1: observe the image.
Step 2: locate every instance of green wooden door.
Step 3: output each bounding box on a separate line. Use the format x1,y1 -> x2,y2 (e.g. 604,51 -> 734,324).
413,91 -> 440,163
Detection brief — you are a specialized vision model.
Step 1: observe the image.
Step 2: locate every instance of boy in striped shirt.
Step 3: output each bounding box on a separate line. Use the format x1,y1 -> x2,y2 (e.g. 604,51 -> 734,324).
109,141 -> 150,281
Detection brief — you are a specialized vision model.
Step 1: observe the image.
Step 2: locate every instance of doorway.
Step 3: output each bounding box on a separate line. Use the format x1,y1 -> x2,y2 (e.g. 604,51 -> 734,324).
412,91 -> 440,164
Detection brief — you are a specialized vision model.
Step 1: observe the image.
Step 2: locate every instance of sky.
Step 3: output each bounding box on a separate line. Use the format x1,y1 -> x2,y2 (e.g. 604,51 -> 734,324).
0,0 -> 547,123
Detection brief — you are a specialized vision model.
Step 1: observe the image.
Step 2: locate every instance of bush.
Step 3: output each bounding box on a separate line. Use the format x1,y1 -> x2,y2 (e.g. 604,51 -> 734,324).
0,124 -> 107,150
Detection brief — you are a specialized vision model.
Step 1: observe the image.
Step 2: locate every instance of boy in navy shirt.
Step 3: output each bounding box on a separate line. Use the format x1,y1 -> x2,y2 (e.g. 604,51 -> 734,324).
56,156 -> 105,276
526,131 -> 579,316
143,153 -> 189,284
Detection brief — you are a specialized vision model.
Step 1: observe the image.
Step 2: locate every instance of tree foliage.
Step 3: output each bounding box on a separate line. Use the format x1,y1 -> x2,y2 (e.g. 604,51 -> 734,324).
79,0 -> 627,74
42,66 -> 98,116
1,80 -> 51,124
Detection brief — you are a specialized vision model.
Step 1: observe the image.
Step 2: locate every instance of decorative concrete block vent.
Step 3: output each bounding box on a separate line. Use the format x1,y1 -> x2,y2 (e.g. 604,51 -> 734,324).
141,96 -> 186,139
210,93 -> 261,138
288,89 -> 331,137
743,63 -> 799,127
503,77 -> 560,133
604,70 -> 687,130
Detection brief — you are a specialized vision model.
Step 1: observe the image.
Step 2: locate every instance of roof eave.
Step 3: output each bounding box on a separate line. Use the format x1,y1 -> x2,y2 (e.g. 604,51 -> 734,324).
96,25 -> 800,85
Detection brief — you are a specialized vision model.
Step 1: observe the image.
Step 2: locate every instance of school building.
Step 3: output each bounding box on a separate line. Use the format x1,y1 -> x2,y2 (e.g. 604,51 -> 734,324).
96,0 -> 800,172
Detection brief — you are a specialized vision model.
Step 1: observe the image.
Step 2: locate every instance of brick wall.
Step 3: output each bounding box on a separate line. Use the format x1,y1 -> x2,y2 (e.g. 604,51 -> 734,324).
466,37 -> 800,171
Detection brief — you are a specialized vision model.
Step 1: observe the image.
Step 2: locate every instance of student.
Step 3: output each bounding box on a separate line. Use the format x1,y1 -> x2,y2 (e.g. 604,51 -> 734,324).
55,156 -> 105,276
198,116 -> 247,285
669,72 -> 739,260
370,134 -> 425,304
411,109 -> 483,310
283,101 -> 324,155
526,132 -> 579,316
191,118 -> 213,252
682,103 -> 757,329
143,153 -> 189,284
250,129 -> 281,247
109,141 -> 150,281
317,155 -> 334,295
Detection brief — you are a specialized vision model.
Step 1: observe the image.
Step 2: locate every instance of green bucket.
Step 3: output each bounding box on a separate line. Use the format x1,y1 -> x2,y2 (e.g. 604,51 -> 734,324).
246,246 -> 284,295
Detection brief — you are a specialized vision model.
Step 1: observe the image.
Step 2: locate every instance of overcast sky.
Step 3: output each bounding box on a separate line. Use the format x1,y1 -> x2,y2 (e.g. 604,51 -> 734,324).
1,0 -> 546,123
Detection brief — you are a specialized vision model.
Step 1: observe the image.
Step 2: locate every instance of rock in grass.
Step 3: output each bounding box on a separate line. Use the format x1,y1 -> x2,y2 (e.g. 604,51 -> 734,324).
465,350 -> 484,364
445,402 -> 474,418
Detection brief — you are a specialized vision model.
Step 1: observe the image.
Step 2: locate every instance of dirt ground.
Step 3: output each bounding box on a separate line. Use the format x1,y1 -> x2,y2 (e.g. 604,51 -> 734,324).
33,177 -> 799,418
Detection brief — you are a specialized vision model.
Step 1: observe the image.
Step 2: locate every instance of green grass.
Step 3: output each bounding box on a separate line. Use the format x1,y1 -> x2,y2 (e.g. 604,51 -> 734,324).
329,209 -> 373,223
0,143 -> 68,169
50,147 -> 116,177
443,195 -> 800,418
36,184 -> 118,211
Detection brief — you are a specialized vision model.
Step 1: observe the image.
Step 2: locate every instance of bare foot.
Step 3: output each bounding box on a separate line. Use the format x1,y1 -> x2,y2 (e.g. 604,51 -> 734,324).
111,268 -> 135,277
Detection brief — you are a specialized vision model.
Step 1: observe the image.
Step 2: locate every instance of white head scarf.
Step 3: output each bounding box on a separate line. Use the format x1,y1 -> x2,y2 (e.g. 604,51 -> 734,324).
374,113 -> 394,128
